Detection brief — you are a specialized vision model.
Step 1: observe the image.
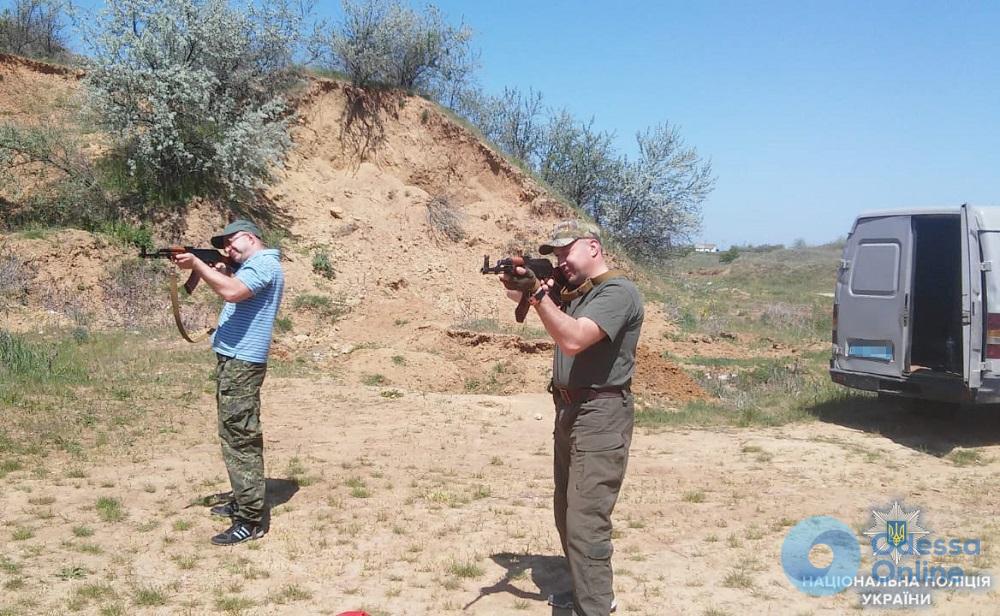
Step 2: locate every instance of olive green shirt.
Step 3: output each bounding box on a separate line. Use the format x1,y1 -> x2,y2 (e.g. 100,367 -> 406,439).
552,277 -> 644,389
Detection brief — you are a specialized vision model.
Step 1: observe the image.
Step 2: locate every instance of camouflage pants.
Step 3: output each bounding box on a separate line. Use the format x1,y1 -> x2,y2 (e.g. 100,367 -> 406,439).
553,392 -> 634,616
216,354 -> 267,525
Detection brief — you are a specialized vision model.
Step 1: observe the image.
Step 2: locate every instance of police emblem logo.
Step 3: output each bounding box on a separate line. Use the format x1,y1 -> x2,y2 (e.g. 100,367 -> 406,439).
864,501 -> 930,565
887,520 -> 907,548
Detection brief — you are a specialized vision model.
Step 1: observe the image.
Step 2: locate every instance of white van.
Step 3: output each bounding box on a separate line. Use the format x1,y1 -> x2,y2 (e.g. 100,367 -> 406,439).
830,204 -> 1000,404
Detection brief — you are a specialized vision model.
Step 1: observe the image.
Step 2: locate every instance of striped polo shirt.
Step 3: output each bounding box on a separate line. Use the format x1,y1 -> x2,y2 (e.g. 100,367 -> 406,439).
211,249 -> 284,364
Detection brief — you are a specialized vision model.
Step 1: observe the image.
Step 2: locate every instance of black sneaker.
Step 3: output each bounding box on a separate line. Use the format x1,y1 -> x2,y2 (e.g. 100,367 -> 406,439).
210,501 -> 238,518
210,520 -> 264,545
547,591 -> 616,612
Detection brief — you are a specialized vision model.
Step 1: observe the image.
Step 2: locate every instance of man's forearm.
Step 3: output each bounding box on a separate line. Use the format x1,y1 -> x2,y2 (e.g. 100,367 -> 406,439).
534,296 -> 592,356
192,260 -> 247,302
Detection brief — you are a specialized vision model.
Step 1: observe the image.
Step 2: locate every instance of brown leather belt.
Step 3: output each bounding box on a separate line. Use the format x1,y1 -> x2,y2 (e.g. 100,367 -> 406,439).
550,384 -> 628,405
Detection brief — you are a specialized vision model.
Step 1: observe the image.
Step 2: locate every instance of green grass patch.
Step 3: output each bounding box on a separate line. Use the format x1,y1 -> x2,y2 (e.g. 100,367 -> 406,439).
292,293 -> 349,321
681,490 -> 706,503
311,250 -> 336,279
448,560 -> 484,579
133,587 -> 167,607
96,497 -> 125,523
97,221 -> 154,251
345,476 -> 370,498
361,373 -> 386,386
636,400 -> 733,428
214,594 -> 255,613
56,565 -> 89,580
270,584 -> 313,604
651,246 -> 838,345
1,328 -> 214,465
75,583 -> 115,602
0,459 -> 22,478
948,449 -> 986,467
0,557 -> 21,574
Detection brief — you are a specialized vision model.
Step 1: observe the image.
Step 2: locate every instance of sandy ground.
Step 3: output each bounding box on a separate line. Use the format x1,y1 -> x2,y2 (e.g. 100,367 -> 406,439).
2,377 -> 999,615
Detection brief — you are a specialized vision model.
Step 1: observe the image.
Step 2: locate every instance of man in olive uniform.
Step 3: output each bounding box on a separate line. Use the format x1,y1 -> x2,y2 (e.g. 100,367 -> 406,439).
500,220 -> 644,616
172,219 -> 285,545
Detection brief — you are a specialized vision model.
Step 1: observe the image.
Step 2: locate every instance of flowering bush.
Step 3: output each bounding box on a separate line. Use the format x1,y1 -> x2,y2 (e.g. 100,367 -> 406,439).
81,0 -> 309,200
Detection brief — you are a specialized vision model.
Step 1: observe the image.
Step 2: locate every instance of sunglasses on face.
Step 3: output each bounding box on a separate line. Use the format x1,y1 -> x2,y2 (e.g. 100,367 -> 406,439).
223,232 -> 246,247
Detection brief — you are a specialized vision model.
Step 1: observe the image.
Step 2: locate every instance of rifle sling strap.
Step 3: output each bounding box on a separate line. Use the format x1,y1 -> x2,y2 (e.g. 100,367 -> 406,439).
168,270 -> 215,344
559,269 -> 627,303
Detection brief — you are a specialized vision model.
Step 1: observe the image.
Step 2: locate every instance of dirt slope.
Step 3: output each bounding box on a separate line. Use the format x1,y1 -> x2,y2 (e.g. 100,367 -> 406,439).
0,58 -> 702,402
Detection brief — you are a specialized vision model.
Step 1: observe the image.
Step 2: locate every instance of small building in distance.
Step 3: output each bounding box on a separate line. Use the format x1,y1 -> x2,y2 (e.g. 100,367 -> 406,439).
694,243 -> 719,253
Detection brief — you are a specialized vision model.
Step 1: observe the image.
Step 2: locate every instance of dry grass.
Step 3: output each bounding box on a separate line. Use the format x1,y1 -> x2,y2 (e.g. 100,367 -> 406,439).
425,195 -> 464,242
0,246 -> 35,307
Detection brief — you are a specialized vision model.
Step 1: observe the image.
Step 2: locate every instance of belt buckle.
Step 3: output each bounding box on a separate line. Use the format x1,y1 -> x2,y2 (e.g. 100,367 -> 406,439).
558,388 -> 572,404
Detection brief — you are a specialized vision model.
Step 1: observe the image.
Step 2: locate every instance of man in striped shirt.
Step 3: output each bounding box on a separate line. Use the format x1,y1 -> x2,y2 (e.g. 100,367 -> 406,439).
172,219 -> 285,545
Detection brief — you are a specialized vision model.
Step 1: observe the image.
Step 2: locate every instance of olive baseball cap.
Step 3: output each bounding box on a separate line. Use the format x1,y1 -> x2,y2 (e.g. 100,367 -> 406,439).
211,219 -> 263,248
538,219 -> 603,255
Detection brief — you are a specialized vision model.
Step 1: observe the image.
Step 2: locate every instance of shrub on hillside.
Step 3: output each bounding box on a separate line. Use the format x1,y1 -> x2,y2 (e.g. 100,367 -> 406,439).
327,0 -> 475,99
455,86 -> 545,166
0,246 -> 35,306
719,246 -> 740,263
538,110 -> 617,214
0,0 -> 70,62
0,122 -> 110,228
458,94 -> 714,261
312,249 -> 336,279
80,0 -> 313,202
597,123 -> 715,260
99,259 -> 168,328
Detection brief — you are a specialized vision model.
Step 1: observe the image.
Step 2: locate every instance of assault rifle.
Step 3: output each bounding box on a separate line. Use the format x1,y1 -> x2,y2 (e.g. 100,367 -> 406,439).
480,254 -> 564,322
140,246 -> 232,294
140,246 -> 235,343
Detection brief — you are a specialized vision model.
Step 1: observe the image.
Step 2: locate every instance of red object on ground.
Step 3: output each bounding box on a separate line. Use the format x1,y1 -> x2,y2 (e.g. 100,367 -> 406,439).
336,612 -> 370,616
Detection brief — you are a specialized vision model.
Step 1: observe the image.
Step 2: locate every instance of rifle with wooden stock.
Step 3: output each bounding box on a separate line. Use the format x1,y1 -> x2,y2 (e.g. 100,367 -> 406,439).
140,246 -> 233,343
480,254 -> 564,322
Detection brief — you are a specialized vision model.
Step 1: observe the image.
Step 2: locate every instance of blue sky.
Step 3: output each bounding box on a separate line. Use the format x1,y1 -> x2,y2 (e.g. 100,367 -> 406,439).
66,1 -> 1000,248
367,0 -> 1000,248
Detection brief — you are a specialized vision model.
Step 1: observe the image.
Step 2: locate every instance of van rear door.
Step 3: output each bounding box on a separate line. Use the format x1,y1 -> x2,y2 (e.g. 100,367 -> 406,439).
962,204 -> 984,389
835,215 -> 913,377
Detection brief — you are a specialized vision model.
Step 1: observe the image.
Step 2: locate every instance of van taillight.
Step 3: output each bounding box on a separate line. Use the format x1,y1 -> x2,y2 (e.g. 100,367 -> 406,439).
987,313 -> 1000,359
832,303 -> 838,344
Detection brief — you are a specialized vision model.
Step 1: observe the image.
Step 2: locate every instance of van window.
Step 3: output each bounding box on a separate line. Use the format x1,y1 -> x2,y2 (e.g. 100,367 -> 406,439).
850,241 -> 900,296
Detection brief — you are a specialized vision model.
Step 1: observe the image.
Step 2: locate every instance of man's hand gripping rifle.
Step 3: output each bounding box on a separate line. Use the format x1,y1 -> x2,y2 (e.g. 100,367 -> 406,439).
481,255 -> 564,322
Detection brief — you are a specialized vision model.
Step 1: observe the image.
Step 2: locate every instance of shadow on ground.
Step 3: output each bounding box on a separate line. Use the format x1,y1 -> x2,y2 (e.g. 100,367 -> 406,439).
805,394 -> 1000,456
265,477 -> 300,508
463,552 -> 569,613
186,477 -> 300,521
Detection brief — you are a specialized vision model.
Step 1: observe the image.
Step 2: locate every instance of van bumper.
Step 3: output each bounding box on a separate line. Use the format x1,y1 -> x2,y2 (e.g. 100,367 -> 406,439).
971,377 -> 1000,404
829,368 -> 975,403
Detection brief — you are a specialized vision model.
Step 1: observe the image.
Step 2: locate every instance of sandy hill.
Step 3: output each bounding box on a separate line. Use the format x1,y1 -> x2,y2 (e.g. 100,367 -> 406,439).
0,54 -> 703,402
